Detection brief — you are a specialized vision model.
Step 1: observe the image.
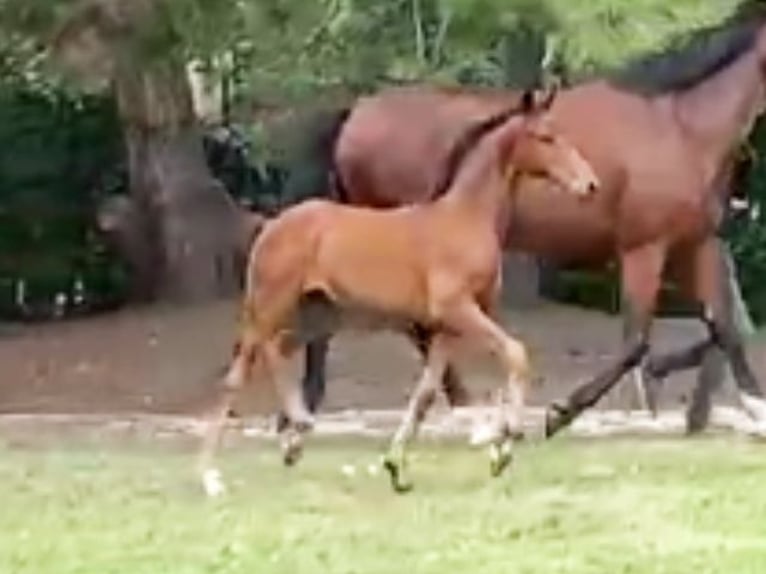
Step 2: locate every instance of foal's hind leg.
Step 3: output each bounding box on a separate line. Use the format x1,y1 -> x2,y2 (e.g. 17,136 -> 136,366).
198,331 -> 260,497
261,335 -> 316,466
383,335 -> 449,493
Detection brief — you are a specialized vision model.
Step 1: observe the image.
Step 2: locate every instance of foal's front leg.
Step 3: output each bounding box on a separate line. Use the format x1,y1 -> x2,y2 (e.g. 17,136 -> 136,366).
447,301 -> 530,477
383,335 -> 448,493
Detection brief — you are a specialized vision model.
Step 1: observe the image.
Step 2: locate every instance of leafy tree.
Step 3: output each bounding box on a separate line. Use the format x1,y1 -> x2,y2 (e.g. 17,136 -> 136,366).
0,0 -> 256,303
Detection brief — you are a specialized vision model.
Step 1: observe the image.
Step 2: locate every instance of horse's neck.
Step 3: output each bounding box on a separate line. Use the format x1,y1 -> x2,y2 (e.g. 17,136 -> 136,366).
674,50 -> 765,183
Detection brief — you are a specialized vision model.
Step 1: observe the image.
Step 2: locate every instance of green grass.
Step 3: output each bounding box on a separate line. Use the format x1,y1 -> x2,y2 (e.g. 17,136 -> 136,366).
1,436 -> 766,574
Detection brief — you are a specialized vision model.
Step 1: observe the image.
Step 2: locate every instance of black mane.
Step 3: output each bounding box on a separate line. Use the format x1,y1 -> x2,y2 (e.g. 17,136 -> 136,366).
609,2 -> 766,95
431,100 -> 525,198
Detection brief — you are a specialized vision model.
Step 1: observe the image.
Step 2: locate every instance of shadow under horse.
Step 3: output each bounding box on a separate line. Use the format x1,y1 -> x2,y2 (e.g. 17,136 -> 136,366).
281,2 -> 766,436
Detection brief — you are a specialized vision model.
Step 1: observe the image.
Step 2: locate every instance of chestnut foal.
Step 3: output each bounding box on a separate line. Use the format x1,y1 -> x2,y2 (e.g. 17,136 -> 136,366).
198,88 -> 599,496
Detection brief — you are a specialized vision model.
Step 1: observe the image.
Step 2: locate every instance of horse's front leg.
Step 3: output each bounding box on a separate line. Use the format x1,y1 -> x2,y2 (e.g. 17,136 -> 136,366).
545,242 -> 667,438
383,335 -> 448,493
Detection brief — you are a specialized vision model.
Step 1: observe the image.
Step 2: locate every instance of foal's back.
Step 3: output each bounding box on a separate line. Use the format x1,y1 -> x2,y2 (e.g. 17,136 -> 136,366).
252,196 -> 496,322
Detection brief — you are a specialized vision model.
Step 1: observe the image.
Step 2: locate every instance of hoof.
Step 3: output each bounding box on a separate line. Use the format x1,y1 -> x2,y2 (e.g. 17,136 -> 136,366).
685,395 -> 711,436
640,369 -> 663,418
202,468 -> 226,498
544,402 -> 574,439
489,442 -> 513,478
740,393 -> 766,423
275,412 -> 290,433
280,431 -> 304,467
382,457 -> 413,494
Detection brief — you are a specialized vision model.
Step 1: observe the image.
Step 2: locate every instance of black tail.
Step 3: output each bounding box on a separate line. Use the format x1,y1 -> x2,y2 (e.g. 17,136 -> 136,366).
430,99 -> 527,199
279,106 -> 353,208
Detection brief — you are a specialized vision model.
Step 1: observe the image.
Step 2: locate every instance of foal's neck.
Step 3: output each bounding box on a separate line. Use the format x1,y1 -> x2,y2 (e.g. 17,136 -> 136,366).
437,146 -> 515,240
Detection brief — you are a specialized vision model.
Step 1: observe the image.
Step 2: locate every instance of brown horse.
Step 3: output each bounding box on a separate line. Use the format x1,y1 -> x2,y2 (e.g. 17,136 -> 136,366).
286,3 -> 766,437
198,88 -> 599,496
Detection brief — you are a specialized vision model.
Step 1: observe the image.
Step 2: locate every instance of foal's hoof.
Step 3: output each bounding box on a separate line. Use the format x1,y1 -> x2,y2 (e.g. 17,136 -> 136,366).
202,468 -> 227,498
489,441 -> 513,478
544,402 -> 575,439
280,432 -> 304,467
382,457 -> 413,494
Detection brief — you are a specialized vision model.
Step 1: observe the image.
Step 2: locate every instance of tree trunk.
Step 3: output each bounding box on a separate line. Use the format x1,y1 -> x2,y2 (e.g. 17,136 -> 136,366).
53,0 -> 252,303
113,52 -> 247,302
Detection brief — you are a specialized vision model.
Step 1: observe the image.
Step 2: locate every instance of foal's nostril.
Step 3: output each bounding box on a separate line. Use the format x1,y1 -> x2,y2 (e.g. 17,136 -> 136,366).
587,180 -> 599,193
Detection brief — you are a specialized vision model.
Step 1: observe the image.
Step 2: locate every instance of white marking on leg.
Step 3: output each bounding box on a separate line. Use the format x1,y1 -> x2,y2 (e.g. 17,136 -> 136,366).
739,392 -> 766,422
202,468 -> 226,498
632,366 -> 650,412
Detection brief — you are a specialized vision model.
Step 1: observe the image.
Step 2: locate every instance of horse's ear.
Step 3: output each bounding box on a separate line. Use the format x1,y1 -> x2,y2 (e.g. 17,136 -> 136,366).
521,89 -> 536,113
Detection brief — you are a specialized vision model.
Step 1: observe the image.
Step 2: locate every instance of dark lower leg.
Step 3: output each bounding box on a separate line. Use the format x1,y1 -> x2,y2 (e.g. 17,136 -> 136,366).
691,238 -> 765,423
546,243 -> 665,438
707,314 -> 764,399
644,339 -> 712,379
545,337 -> 649,437
303,336 -> 330,412
686,346 -> 725,434
277,336 -> 331,432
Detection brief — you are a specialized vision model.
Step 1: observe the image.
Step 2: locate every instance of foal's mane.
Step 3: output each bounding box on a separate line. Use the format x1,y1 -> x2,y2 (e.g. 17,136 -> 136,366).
608,1 -> 766,95
431,100 -> 525,199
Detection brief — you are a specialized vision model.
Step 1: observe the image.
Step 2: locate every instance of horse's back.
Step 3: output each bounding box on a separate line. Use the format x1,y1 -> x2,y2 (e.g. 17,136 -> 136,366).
336,85 -> 519,205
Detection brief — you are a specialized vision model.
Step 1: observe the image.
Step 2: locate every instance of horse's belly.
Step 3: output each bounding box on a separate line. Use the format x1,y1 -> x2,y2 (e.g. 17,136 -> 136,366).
310,232 -> 428,322
510,190 -> 615,265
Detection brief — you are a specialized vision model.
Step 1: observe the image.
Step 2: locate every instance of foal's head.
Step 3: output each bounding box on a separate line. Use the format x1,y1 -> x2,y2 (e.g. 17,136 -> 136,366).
503,87 -> 599,198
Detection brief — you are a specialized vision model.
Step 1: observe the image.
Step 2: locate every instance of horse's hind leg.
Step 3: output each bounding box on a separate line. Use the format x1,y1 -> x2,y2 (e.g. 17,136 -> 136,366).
642,241 -> 750,432
687,237 -> 766,426
383,335 -> 448,493
198,330 -> 260,497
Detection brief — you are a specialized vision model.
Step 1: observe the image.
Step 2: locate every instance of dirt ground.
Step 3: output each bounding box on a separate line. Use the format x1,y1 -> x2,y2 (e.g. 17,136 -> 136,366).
1,299 -> 761,420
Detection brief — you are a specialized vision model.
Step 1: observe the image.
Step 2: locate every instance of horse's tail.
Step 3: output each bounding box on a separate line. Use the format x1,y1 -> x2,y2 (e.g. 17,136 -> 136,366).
280,105 -> 354,206
431,97 -> 526,199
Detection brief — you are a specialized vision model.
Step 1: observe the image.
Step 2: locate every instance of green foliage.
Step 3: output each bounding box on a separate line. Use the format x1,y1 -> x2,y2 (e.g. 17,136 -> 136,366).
3,0 -> 766,320
725,120 -> 766,324
0,81 -> 126,319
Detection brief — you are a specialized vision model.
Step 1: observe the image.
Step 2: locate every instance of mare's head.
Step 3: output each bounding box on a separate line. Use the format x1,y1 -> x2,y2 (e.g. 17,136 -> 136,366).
503,86 -> 599,198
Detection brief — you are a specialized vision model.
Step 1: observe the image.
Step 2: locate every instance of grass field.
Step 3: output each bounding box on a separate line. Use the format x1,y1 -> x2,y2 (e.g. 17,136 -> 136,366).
1,435 -> 765,574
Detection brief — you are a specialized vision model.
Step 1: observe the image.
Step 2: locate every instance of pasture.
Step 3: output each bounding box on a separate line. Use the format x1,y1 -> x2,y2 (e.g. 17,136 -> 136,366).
1,432 -> 766,574
2,302 -> 766,573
